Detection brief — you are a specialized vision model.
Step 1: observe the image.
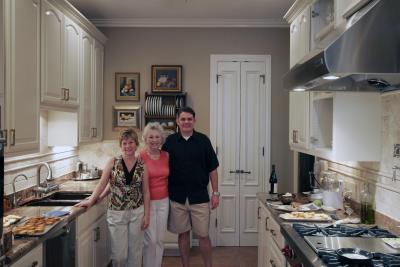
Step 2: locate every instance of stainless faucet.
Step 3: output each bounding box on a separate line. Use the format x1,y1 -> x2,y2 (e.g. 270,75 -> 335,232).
12,174 -> 28,208
35,162 -> 59,195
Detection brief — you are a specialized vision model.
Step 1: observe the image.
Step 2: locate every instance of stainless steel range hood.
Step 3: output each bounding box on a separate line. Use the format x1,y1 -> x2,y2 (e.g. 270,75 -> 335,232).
283,0 -> 400,92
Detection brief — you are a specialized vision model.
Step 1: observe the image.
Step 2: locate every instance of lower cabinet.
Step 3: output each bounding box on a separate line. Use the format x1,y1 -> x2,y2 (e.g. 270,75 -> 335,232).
76,198 -> 110,267
257,200 -> 286,267
10,244 -> 43,267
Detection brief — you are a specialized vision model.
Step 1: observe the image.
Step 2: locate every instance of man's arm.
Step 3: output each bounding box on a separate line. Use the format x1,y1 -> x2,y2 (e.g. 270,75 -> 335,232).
210,169 -> 219,209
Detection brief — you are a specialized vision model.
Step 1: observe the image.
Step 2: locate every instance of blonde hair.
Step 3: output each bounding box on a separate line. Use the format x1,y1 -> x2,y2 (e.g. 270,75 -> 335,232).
142,122 -> 166,144
119,128 -> 139,146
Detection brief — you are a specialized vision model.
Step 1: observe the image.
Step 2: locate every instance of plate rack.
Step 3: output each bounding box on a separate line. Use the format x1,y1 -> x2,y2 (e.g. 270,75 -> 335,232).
144,92 -> 186,133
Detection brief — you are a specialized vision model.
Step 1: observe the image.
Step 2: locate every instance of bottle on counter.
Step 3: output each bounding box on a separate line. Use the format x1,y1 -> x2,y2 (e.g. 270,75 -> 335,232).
269,164 -> 278,194
360,183 -> 375,224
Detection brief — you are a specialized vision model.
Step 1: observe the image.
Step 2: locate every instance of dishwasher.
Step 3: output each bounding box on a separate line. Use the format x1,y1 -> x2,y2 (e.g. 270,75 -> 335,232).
44,219 -> 76,267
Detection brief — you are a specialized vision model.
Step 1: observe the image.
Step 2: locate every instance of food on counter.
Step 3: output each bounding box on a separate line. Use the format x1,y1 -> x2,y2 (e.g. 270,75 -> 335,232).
13,216 -> 61,235
313,199 -> 323,207
283,192 -> 292,197
279,211 -> 331,221
3,215 -> 23,227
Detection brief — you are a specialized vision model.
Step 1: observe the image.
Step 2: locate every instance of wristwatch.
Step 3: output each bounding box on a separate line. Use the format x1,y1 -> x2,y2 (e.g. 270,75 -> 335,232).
212,191 -> 220,197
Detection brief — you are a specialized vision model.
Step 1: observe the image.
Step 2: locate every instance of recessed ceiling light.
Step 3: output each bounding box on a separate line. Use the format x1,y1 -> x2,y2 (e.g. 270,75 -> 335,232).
293,88 -> 306,92
323,75 -> 340,80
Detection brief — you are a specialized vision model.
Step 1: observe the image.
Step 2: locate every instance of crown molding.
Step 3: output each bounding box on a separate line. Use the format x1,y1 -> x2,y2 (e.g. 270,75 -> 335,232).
91,18 -> 290,28
283,0 -> 314,23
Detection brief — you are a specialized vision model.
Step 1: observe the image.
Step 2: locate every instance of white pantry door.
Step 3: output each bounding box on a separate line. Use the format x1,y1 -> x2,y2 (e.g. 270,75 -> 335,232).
210,55 -> 271,246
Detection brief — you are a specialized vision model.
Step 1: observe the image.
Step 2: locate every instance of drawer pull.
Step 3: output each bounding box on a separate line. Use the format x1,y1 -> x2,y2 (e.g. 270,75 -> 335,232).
269,259 -> 277,267
257,207 -> 260,219
31,261 -> 38,267
270,229 -> 276,236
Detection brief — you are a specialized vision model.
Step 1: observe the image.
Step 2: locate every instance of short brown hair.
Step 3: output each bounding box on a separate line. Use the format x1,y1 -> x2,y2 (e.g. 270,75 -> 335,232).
119,128 -> 139,146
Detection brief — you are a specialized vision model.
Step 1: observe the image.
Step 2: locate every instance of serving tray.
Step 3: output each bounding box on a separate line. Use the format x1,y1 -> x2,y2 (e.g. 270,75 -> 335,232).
279,212 -> 331,222
13,216 -> 62,237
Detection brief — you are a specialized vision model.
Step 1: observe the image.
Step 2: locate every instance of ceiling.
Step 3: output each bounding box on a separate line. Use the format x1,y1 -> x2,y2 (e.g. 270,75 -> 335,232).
68,0 -> 295,27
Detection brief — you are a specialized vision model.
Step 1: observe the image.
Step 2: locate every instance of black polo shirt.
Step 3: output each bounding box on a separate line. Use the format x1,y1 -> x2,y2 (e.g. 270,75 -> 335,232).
162,130 -> 219,205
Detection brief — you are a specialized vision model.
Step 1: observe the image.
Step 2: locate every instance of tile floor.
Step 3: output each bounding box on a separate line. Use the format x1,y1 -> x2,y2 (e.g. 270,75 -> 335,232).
161,246 -> 257,267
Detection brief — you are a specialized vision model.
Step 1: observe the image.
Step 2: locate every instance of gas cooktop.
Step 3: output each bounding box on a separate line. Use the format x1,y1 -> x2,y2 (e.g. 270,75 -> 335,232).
293,224 -> 397,238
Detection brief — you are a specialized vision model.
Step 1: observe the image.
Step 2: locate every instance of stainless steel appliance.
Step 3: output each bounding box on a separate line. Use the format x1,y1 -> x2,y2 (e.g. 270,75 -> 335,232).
284,0 -> 400,92
291,223 -> 400,267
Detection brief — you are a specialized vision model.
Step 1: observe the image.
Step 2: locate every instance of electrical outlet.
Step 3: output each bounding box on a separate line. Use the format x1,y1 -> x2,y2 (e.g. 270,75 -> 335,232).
394,144 -> 400,157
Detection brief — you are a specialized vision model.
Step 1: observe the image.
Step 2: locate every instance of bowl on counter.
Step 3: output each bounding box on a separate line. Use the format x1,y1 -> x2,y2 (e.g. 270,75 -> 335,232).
278,193 -> 295,205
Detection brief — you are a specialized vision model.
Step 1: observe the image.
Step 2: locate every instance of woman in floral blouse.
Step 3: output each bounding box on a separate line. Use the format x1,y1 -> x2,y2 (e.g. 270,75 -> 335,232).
76,128 -> 150,267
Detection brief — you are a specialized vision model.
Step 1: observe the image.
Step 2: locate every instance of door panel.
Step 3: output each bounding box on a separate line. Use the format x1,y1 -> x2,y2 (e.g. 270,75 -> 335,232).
215,59 -> 266,246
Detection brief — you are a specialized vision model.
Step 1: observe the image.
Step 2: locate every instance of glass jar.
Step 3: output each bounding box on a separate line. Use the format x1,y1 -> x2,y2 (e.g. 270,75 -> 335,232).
360,183 -> 375,224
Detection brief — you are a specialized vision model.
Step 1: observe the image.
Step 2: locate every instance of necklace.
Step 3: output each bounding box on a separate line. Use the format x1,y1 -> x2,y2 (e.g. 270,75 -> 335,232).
146,149 -> 160,160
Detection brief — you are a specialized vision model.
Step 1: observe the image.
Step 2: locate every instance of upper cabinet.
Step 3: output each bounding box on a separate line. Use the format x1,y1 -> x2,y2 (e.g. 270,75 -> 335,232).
289,91 -> 381,162
2,0 -> 41,154
289,6 -> 310,68
41,0 -> 79,108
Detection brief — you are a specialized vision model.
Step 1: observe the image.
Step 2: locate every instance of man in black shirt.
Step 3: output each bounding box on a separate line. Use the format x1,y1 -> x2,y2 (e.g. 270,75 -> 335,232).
162,107 -> 219,267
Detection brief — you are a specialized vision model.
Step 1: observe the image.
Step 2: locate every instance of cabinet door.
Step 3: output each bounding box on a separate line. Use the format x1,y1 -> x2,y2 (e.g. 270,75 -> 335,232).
289,92 -> 309,150
79,31 -> 94,143
94,215 -> 110,267
4,0 -> 40,154
77,228 -> 95,267
92,40 -> 104,141
41,0 -> 64,105
63,16 -> 80,107
298,7 -> 310,62
289,19 -> 298,69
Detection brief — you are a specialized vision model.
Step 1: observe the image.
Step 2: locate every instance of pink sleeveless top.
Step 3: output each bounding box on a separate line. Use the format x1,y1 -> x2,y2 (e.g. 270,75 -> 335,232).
140,150 -> 169,200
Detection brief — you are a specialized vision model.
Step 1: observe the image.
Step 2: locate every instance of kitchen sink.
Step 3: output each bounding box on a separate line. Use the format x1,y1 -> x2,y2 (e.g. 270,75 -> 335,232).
23,192 -> 91,206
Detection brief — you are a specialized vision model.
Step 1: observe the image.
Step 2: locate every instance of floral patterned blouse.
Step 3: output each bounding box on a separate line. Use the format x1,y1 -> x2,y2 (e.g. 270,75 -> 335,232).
108,156 -> 144,210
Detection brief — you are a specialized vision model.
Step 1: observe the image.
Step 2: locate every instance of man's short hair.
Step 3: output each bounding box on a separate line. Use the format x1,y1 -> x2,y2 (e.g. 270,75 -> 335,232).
177,107 -> 196,118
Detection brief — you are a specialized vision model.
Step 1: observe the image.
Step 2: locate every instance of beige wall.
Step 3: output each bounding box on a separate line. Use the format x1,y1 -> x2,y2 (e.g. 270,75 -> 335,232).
101,27 -> 293,192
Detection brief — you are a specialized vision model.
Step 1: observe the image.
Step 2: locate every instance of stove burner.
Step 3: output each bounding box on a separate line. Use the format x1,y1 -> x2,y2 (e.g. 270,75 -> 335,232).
293,224 -> 397,238
318,249 -> 400,267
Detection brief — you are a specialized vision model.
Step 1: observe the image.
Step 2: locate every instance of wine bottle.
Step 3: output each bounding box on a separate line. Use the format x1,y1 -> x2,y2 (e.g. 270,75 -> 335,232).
269,164 -> 278,194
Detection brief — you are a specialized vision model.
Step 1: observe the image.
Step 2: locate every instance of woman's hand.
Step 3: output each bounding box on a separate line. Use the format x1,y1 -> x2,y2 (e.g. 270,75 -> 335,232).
141,214 -> 150,230
74,197 -> 95,208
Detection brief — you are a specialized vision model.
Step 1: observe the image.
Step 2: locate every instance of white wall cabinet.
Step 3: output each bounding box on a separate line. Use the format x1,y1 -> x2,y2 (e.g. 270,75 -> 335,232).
79,34 -> 104,144
289,6 -> 310,68
2,0 -> 40,155
289,91 -> 381,161
41,0 -> 80,108
289,91 -> 309,150
76,198 -> 110,267
10,244 -> 43,267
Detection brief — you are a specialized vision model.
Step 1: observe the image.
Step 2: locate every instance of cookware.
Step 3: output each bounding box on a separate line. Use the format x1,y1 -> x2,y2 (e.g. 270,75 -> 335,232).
336,248 -> 373,265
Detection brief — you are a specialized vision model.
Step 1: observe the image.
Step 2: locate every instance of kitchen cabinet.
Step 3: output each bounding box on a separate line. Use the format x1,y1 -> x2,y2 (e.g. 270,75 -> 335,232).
289,91 -> 309,150
257,200 -> 286,267
289,91 -> 381,161
79,34 -> 104,144
10,244 -> 43,267
2,0 -> 40,155
41,0 -> 80,108
76,198 -> 110,267
289,6 -> 310,68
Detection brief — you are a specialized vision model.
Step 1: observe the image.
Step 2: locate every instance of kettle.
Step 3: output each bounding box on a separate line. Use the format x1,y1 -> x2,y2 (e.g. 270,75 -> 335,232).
321,171 -> 343,209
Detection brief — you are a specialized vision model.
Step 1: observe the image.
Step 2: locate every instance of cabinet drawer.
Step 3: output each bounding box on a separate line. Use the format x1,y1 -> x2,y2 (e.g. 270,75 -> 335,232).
11,244 -> 43,267
77,198 -> 107,235
268,216 -> 285,248
269,241 -> 285,267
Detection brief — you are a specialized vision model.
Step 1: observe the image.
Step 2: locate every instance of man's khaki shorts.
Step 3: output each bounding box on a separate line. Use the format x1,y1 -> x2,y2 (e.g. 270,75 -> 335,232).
168,200 -> 210,237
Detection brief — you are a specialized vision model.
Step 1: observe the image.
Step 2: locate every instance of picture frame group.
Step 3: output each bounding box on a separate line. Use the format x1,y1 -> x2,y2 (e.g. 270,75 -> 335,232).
115,72 -> 140,101
113,105 -> 141,130
151,65 -> 182,92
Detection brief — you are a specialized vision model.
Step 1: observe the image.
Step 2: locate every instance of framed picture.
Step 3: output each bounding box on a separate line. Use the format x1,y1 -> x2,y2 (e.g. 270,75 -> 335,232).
113,105 -> 141,130
151,65 -> 182,92
115,72 -> 140,101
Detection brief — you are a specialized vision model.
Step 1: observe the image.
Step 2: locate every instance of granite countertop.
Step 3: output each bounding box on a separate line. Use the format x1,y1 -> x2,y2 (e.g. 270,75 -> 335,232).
4,179 -> 100,264
256,192 -> 347,267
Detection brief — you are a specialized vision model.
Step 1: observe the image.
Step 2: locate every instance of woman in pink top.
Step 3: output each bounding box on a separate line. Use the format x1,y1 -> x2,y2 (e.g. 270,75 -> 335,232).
140,122 -> 169,267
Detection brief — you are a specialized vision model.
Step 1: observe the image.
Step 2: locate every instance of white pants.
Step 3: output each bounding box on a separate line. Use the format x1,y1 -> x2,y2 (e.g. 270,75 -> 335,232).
107,206 -> 144,267
143,197 -> 169,267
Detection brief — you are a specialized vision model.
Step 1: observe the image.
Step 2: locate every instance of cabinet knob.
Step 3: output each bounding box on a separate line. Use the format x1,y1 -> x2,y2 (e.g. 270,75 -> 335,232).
10,129 -> 15,146
293,130 -> 298,143
31,261 -> 38,267
65,88 -> 70,101
270,229 -> 276,236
